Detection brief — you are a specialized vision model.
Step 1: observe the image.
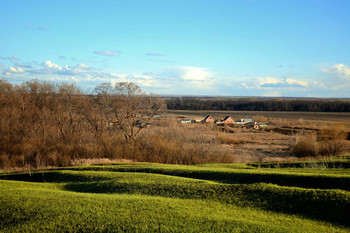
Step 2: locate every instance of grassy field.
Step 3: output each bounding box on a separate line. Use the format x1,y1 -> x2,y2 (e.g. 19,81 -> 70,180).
1,155 -> 349,232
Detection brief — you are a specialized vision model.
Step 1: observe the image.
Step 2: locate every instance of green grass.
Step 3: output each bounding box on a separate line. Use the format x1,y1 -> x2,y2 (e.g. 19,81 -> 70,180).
1,156 -> 350,232
66,159 -> 350,190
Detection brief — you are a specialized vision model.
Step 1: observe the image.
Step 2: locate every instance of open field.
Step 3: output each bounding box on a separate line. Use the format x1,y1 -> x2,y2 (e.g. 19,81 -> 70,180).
167,110 -> 350,128
1,155 -> 350,232
162,110 -> 350,163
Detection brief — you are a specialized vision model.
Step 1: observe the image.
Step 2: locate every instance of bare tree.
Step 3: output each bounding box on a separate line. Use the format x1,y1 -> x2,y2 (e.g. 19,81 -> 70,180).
79,94 -> 107,141
53,83 -> 83,144
0,80 -> 16,152
94,82 -> 165,142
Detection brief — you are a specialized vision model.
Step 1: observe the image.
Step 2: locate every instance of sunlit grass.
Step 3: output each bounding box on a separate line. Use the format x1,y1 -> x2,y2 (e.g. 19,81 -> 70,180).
1,182 -> 346,232
1,156 -> 349,232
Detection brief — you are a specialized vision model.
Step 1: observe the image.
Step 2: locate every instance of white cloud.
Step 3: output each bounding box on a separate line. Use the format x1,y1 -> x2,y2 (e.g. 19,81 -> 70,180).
242,77 -> 309,89
93,50 -> 120,56
78,63 -> 89,69
5,58 -> 344,96
9,67 -> 24,73
13,60 -> 164,90
3,61 -> 216,93
163,66 -> 212,81
285,78 -> 308,88
157,66 -> 216,93
320,63 -> 350,90
43,60 -> 63,70
321,64 -> 350,80
258,77 -> 283,87
9,67 -> 17,73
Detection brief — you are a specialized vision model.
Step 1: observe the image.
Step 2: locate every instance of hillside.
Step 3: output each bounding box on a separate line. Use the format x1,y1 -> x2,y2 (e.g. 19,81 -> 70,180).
1,156 -> 349,232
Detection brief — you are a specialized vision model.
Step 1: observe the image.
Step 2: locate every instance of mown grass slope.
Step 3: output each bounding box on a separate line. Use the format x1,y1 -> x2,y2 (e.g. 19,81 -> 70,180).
1,155 -> 349,232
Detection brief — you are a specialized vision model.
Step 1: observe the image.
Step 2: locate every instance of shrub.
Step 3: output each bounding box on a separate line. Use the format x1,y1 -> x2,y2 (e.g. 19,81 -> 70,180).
217,134 -> 245,145
292,135 -> 345,157
319,140 -> 344,156
292,136 -> 319,157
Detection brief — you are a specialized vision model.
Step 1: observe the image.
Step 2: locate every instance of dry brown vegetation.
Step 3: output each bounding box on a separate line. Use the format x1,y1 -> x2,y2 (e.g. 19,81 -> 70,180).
292,133 -> 345,158
1,79 -> 349,171
167,111 -> 350,163
0,79 -> 168,170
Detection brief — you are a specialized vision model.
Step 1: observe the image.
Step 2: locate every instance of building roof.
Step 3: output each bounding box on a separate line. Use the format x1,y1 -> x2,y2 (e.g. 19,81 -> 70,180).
222,116 -> 233,121
204,115 -> 214,120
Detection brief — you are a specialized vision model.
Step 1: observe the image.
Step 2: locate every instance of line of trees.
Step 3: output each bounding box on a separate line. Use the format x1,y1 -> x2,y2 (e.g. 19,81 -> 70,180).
0,79 -> 164,169
166,97 -> 350,112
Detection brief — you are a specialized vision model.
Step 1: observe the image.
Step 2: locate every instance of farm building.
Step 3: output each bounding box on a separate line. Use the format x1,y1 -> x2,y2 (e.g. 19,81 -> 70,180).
221,116 -> 235,124
203,115 -> 216,123
235,118 -> 253,124
241,118 -> 253,123
180,119 -> 192,124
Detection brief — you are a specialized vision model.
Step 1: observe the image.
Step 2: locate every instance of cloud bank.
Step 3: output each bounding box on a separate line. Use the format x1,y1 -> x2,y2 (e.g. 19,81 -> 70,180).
241,77 -> 309,89
321,64 -> 350,80
320,63 -> 350,90
1,57 -> 349,97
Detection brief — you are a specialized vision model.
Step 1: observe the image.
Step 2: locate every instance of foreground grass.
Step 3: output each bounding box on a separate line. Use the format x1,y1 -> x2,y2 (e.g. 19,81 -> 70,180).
1,156 -> 349,232
68,158 -> 350,191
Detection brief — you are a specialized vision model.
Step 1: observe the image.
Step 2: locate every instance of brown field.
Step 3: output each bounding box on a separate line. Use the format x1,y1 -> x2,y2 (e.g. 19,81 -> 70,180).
167,110 -> 350,128
161,110 -> 350,163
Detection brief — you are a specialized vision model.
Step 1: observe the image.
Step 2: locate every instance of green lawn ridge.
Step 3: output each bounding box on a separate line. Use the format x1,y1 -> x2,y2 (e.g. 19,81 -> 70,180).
0,155 -> 349,232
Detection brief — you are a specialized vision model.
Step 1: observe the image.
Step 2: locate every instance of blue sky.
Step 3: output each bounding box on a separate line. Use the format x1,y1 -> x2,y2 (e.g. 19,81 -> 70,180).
1,0 -> 350,97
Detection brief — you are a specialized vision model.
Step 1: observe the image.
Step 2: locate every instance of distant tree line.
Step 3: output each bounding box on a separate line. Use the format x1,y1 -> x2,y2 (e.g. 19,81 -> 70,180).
166,97 -> 350,112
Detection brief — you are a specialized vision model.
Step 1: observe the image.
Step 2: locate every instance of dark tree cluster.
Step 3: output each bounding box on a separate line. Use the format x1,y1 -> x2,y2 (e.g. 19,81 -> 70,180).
166,97 -> 350,112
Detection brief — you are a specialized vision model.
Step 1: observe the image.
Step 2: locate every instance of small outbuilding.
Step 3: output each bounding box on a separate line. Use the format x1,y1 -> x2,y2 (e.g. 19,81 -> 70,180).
180,119 -> 192,124
241,118 -> 253,123
221,116 -> 235,124
203,115 -> 216,123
